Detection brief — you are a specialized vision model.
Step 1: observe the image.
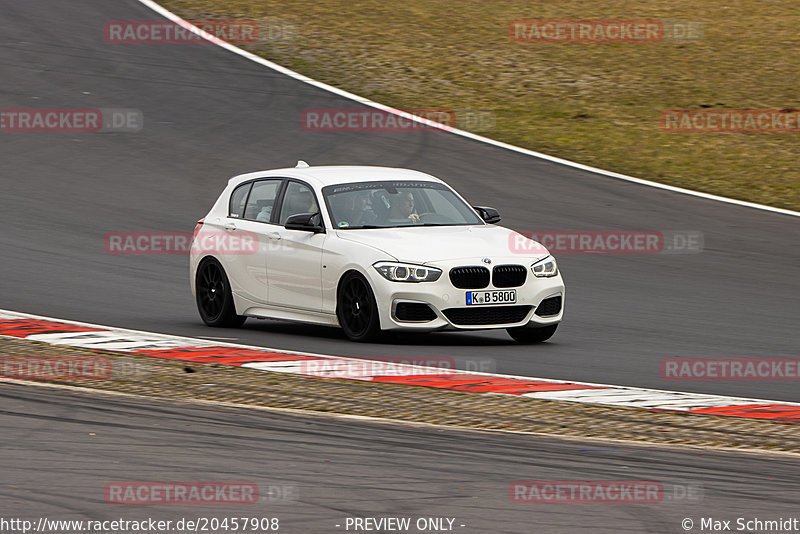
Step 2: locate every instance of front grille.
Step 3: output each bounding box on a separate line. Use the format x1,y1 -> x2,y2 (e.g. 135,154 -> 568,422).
449,266 -> 490,289
443,305 -> 532,326
394,302 -> 437,322
492,264 -> 527,288
535,295 -> 562,317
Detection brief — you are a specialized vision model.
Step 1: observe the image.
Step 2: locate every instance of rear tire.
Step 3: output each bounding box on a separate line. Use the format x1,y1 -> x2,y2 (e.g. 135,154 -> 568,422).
507,324 -> 557,344
195,258 -> 246,328
337,272 -> 381,342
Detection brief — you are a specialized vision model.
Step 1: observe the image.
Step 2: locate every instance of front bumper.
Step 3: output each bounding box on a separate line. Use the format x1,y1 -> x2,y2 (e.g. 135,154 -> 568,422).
369,258 -> 565,331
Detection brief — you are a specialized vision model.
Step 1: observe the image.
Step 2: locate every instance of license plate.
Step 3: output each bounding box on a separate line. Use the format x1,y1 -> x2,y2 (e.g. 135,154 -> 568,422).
466,290 -> 517,306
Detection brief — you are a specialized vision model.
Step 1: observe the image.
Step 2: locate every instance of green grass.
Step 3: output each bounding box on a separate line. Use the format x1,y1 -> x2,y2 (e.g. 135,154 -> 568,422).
161,0 -> 800,211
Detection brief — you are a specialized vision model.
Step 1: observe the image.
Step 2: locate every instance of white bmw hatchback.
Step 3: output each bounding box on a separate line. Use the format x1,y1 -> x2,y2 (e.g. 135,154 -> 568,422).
190,163 -> 564,342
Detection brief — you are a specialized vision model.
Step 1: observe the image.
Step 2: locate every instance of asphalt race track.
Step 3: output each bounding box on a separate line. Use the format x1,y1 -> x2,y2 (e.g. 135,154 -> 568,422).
2,383 -> 799,533
1,0 -> 798,406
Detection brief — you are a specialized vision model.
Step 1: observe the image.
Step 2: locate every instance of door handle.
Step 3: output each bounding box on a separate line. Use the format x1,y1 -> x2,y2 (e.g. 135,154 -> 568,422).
223,221 -> 237,231
267,232 -> 282,240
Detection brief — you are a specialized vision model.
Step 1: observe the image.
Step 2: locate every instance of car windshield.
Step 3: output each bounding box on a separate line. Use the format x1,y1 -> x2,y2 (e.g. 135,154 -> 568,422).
322,180 -> 483,229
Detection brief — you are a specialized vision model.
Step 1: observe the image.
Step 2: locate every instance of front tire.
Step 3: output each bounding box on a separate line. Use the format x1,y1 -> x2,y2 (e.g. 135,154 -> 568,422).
507,324 -> 557,344
337,272 -> 381,342
195,258 -> 246,328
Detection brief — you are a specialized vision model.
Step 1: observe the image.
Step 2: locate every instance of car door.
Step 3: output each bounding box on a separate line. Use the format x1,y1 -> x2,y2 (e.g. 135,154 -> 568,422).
222,179 -> 283,306
266,180 -> 326,312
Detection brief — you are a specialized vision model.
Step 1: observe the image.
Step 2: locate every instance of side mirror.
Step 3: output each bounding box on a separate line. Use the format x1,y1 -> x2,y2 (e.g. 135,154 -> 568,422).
285,212 -> 324,233
473,206 -> 501,224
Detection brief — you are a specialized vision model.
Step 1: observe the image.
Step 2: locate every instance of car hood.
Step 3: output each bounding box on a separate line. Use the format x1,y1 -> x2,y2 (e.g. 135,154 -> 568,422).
335,225 -> 549,263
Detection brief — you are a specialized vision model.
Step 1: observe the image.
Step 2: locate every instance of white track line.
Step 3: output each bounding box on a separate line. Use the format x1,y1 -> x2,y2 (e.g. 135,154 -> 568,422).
135,0 -> 799,218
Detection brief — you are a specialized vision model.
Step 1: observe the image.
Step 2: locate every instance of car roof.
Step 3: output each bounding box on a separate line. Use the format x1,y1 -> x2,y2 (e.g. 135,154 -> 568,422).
227,165 -> 446,189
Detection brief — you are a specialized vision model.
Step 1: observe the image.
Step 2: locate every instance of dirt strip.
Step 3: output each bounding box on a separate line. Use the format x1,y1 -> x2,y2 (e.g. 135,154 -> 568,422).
1,337 -> 797,453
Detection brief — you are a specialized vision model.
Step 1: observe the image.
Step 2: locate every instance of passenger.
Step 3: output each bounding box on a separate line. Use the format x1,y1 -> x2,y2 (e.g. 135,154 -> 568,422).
349,191 -> 378,226
255,204 -> 272,222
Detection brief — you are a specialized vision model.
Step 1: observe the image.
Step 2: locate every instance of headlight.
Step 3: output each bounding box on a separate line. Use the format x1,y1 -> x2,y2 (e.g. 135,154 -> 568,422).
374,261 -> 442,282
532,256 -> 558,278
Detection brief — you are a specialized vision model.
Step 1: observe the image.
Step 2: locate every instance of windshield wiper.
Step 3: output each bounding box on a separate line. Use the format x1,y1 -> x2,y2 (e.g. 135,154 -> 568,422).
342,223 -> 457,229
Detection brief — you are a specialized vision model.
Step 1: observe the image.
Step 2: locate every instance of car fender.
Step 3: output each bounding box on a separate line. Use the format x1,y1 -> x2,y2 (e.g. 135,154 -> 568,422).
321,235 -> 397,315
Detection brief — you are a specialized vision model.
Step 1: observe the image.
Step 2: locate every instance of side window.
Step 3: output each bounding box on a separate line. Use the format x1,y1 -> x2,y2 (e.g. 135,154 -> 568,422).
279,182 -> 319,225
243,180 -> 282,222
229,182 -> 252,218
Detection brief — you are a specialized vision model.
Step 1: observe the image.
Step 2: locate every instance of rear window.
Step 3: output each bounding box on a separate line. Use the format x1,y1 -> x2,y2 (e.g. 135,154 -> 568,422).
243,180 -> 282,222
228,182 -> 252,218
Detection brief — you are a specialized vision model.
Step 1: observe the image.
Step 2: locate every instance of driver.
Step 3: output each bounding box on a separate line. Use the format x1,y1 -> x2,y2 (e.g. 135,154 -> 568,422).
388,192 -> 420,223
